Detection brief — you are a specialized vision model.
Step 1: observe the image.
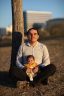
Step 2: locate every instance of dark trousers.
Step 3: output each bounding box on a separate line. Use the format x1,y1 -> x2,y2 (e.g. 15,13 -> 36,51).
10,64 -> 56,83
33,64 -> 56,83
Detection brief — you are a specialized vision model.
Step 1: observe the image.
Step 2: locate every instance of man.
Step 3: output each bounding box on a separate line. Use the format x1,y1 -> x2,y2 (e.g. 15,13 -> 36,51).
15,28 -> 56,85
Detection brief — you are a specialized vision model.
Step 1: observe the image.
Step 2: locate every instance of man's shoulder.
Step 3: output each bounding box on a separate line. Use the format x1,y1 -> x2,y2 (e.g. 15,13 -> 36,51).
18,43 -> 27,50
38,42 -> 46,48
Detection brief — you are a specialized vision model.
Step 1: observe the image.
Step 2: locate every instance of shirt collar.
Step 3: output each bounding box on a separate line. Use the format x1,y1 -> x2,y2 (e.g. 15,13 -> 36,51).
26,41 -> 39,47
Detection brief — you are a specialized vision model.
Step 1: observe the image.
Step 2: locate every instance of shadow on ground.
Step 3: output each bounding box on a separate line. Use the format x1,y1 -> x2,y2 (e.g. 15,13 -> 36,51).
0,71 -> 17,88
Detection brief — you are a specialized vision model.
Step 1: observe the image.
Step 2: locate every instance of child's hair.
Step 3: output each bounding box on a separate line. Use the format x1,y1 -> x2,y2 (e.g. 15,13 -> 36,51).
27,55 -> 35,61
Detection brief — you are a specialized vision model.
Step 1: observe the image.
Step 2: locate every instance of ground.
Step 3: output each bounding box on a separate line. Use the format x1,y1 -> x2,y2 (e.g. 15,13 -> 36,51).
0,38 -> 64,96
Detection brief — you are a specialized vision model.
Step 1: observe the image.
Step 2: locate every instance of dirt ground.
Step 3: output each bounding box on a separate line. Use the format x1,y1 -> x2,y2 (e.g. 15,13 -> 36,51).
0,39 -> 64,96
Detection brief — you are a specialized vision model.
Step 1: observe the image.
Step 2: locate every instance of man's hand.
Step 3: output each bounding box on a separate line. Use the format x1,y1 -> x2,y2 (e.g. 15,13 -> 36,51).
33,66 -> 39,74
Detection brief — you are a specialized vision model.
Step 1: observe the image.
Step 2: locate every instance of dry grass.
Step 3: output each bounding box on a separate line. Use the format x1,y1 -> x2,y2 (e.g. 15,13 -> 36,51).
0,39 -> 64,96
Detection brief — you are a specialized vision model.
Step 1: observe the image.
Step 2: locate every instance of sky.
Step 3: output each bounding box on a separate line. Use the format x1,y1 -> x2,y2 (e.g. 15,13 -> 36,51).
0,0 -> 64,28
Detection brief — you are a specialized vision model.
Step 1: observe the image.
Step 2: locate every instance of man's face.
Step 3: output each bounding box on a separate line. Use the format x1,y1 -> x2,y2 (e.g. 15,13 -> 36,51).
28,29 -> 39,43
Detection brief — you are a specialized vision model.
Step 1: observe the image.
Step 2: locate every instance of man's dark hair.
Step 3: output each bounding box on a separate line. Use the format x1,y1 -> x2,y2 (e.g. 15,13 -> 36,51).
27,55 -> 35,61
27,28 -> 39,35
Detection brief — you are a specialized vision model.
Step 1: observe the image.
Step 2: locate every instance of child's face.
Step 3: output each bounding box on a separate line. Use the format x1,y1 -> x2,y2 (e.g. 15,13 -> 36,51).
27,57 -> 35,64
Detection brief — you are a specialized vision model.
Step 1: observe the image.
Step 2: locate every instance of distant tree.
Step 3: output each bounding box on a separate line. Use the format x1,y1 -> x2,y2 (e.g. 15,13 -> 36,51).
46,19 -> 64,37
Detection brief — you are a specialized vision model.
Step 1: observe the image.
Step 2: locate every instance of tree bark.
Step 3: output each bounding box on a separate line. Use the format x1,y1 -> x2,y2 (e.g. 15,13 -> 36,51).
11,0 -> 24,42
9,0 -> 24,76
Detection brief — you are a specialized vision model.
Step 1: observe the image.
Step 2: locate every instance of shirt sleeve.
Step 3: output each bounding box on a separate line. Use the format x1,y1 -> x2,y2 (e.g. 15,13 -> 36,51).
40,45 -> 50,67
16,46 -> 24,69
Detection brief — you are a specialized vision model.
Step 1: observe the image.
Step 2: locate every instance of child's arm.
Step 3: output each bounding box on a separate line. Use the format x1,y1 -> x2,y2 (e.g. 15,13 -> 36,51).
26,68 -> 31,73
32,64 -> 39,74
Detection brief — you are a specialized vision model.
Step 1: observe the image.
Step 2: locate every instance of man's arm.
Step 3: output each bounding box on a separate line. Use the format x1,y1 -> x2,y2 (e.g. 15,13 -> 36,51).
40,45 -> 50,67
16,46 -> 24,69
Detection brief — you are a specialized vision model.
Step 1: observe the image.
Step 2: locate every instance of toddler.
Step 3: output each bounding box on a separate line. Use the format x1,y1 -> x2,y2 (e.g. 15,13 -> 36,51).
25,55 -> 38,81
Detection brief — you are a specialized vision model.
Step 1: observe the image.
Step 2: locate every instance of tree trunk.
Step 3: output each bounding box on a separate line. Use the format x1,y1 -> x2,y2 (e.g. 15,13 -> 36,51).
12,0 -> 24,42
9,0 -> 24,76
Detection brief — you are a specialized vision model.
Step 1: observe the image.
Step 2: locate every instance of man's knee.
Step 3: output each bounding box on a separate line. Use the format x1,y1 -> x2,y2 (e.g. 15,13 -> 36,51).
48,64 -> 56,75
39,64 -> 56,76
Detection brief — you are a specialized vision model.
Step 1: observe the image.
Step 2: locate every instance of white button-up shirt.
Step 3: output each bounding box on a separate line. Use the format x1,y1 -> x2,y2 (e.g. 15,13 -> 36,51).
16,41 -> 50,69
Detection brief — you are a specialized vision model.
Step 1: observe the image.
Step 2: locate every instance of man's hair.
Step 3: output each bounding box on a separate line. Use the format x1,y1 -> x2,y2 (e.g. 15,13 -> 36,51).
27,28 -> 39,35
27,55 -> 35,61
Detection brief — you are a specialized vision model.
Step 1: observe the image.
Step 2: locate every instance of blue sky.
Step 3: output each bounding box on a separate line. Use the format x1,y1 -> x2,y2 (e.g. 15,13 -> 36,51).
0,0 -> 64,28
